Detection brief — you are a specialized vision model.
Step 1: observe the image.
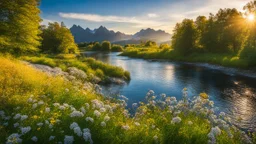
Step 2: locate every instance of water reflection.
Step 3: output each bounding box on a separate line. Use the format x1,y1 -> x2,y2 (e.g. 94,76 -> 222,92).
82,52 -> 256,131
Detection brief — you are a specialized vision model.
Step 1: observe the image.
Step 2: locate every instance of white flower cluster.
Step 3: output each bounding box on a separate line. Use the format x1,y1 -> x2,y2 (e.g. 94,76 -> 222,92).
70,110 -> 84,117
64,135 -> 74,144
83,128 -> 93,144
122,125 -> 130,130
20,126 -> 31,135
93,110 -> 101,118
85,117 -> 94,123
6,133 -> 22,144
208,126 -> 221,144
171,117 -> 182,124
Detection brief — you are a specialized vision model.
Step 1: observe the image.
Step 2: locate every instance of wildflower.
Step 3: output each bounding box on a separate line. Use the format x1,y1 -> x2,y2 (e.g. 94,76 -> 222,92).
70,110 -> 84,117
38,100 -> 44,105
70,122 -> 79,130
80,107 -> 86,114
200,93 -> 208,99
21,126 -> 31,135
63,103 -> 70,108
65,88 -> 69,92
132,103 -> 138,109
134,122 -> 140,126
64,135 -> 74,144
83,129 -> 93,144
13,123 -> 19,128
85,103 -> 90,109
188,121 -> 193,125
153,135 -> 158,141
104,115 -> 110,122
32,103 -> 38,109
45,120 -> 50,125
74,127 -> 82,137
101,121 -> 106,127
171,117 -> 182,124
53,103 -> 60,107
45,107 -> 50,113
37,122 -> 43,127
49,124 -> 53,129
93,110 -> 101,118
122,125 -> 130,130
27,97 -> 33,103
59,106 -> 66,110
32,115 -> 39,119
49,136 -> 55,141
85,117 -> 94,123
6,133 -> 22,144
20,115 -> 28,121
13,114 -> 21,120
31,136 -> 38,142
209,101 -> 214,107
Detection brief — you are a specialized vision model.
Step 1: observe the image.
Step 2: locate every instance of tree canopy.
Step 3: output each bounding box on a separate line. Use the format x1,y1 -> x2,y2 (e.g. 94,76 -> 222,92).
0,0 -> 41,55
40,22 -> 79,54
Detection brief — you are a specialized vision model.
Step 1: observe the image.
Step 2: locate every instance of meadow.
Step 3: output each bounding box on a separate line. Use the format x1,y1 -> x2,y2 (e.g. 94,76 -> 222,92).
0,56 -> 255,143
120,47 -> 252,69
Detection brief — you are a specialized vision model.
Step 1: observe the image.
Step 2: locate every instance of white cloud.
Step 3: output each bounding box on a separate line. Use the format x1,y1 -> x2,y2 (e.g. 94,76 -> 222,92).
59,12 -> 169,31
147,13 -> 158,18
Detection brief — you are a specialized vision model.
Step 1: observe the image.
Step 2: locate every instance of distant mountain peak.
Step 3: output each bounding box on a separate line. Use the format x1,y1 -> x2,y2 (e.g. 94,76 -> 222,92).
70,25 -> 171,43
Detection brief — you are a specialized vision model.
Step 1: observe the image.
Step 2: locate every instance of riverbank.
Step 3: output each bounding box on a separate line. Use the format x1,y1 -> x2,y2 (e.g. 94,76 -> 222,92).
1,56 -> 255,143
120,48 -> 255,70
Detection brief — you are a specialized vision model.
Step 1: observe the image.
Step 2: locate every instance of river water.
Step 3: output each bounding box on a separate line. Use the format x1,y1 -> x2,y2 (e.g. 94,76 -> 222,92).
82,51 -> 256,131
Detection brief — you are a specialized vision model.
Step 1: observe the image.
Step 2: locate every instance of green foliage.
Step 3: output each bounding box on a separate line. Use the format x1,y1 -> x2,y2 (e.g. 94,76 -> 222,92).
101,41 -> 111,51
145,40 -> 157,47
40,22 -> 79,54
92,42 -> 102,51
111,44 -> 124,52
21,56 -> 131,81
172,19 -> 198,55
0,0 -> 41,55
159,43 -> 170,49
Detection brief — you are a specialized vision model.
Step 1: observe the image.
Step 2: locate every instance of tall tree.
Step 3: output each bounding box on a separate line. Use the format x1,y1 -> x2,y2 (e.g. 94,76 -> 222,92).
40,22 -> 78,54
171,19 -> 198,55
0,0 -> 41,54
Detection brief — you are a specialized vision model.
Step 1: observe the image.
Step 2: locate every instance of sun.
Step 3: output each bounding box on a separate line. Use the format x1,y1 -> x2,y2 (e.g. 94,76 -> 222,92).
247,14 -> 255,21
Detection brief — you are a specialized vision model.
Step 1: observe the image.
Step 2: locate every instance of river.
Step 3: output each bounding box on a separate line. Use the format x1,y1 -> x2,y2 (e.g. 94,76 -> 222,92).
82,51 -> 256,131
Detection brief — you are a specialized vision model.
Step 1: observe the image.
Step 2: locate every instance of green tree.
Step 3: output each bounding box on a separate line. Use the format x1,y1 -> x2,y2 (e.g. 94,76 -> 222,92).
0,0 -> 41,54
101,41 -> 111,51
92,42 -> 101,51
40,22 -> 78,54
172,19 -> 198,55
145,40 -> 157,47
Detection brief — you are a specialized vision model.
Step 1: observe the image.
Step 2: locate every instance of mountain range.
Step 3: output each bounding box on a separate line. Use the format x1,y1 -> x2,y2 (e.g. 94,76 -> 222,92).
70,25 -> 171,44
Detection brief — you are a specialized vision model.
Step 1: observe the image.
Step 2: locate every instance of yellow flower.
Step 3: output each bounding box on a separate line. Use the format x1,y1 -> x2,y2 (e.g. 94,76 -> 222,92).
40,110 -> 43,114
50,119 -> 56,125
37,127 -> 41,131
183,88 -> 187,91
32,115 -> 39,119
199,93 -> 208,99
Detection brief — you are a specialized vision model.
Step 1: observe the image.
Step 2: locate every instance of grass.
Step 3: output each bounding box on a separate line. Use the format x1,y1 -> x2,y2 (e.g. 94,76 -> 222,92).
120,47 -> 252,69
0,56 -> 255,143
21,55 -> 131,81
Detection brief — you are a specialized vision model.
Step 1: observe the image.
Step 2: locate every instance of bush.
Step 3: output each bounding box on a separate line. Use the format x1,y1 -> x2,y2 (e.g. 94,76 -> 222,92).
111,45 -> 124,52
101,41 -> 111,51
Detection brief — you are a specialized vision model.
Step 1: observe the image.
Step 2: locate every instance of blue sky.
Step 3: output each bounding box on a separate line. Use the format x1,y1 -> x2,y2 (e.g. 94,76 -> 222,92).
40,0 -> 250,34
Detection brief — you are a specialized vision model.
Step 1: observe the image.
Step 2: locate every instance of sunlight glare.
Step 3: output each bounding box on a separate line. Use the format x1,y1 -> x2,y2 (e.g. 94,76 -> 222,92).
247,14 -> 255,22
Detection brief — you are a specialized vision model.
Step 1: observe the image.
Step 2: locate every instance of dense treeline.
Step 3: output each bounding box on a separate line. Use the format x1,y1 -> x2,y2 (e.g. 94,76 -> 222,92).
172,1 -> 256,65
0,0 -> 78,55
78,41 -> 124,52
